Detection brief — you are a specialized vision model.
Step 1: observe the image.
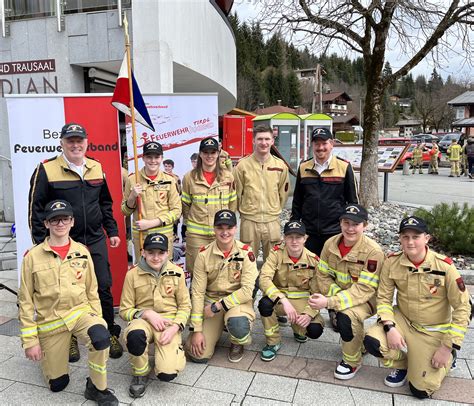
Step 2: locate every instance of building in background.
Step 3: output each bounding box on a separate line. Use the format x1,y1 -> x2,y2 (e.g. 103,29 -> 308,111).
0,0 -> 237,221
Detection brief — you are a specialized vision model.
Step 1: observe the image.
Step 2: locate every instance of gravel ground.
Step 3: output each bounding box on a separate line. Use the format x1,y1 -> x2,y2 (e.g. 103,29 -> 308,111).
280,203 -> 474,269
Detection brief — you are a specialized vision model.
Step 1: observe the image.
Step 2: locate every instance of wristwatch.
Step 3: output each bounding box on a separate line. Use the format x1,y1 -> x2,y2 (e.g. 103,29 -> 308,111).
383,323 -> 395,333
211,302 -> 220,314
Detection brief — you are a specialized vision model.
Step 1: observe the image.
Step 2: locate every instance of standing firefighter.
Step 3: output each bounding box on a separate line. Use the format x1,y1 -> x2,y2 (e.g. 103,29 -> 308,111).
364,216 -> 471,399
181,137 -> 237,276
119,233 -> 190,398
122,141 -> 181,258
187,210 -> 258,363
308,204 -> 384,380
19,200 -> 118,405
428,142 -> 439,175
234,125 -> 290,262
411,143 -> 424,175
258,220 -> 324,362
28,122 -> 123,361
447,138 -> 462,177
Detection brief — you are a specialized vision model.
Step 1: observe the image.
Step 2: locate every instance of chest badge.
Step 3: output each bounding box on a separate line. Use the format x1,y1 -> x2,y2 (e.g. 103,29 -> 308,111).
165,285 -> 174,295
233,271 -> 241,280
75,270 -> 83,280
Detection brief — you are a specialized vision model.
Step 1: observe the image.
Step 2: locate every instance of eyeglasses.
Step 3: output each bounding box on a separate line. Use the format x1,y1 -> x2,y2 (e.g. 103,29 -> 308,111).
48,217 -> 73,226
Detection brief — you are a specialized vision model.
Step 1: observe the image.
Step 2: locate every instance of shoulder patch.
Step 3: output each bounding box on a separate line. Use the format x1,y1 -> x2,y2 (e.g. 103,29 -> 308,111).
367,259 -> 378,272
248,251 -> 255,262
456,277 -> 466,292
442,256 -> 453,265
23,249 -> 30,257
336,156 -> 349,163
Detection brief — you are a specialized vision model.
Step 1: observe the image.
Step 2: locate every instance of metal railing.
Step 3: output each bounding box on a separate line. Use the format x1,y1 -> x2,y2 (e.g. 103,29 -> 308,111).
1,0 -> 130,36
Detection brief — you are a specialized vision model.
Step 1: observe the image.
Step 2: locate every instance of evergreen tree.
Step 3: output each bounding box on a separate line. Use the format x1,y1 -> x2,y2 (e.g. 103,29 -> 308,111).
266,34 -> 284,68
287,71 -> 302,107
428,68 -> 444,93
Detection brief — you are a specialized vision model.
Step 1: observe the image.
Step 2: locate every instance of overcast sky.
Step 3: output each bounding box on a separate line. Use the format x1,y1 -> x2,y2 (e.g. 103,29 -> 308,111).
233,1 -> 473,82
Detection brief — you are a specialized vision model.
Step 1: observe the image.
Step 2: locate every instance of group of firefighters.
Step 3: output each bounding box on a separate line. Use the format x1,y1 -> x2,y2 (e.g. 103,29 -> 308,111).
20,123 -> 472,405
410,137 -> 474,178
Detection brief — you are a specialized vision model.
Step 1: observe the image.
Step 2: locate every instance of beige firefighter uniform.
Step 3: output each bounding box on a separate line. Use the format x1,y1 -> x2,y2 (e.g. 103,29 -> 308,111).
365,249 -> 471,396
19,239 -> 110,391
318,234 -> 384,367
181,169 -> 237,274
122,168 -> 181,258
259,245 -> 324,345
447,143 -> 462,176
428,144 -> 439,174
119,261 -> 190,378
234,154 -> 290,260
412,145 -> 424,174
187,240 -> 258,360
219,149 -> 233,171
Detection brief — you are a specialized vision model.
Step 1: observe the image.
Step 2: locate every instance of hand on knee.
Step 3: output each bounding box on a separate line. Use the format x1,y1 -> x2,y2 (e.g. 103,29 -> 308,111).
87,324 -> 111,351
258,296 -> 275,317
226,316 -> 250,340
49,374 -> 70,392
126,330 -> 147,356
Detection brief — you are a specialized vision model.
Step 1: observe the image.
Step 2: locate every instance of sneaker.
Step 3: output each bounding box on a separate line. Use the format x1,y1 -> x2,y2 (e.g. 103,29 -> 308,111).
293,333 -> 308,343
129,375 -> 149,398
228,343 -> 244,363
84,377 -> 119,406
329,309 -> 339,333
277,316 -> 288,326
260,343 -> 282,362
334,360 -> 361,380
69,335 -> 80,363
109,335 -> 123,359
451,349 -> 457,371
449,175 -> 454,177
384,369 -> 408,387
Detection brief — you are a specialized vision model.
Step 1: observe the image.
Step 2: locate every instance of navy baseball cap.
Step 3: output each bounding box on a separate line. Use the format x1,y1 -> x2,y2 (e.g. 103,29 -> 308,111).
60,123 -> 87,139
399,216 -> 429,234
143,141 -> 163,156
311,128 -> 332,141
45,200 -> 74,220
214,210 -> 237,227
199,137 -> 219,152
339,204 -> 368,223
143,233 -> 168,251
284,220 -> 306,236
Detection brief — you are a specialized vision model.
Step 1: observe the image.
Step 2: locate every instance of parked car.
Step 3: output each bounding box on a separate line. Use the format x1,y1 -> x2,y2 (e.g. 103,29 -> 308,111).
378,137 -> 411,145
411,134 -> 440,143
398,143 -> 442,167
438,133 -> 462,152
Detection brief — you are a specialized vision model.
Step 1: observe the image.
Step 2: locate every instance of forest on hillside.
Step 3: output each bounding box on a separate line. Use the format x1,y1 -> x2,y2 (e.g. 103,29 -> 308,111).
230,13 -> 471,131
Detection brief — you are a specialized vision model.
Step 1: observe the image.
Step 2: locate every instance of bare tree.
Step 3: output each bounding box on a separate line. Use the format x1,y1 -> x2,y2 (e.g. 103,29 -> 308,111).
257,0 -> 473,206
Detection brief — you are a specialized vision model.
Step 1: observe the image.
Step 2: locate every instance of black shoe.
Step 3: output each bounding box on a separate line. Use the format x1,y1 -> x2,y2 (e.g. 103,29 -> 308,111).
84,377 -> 119,406
69,335 -> 80,363
109,334 -> 123,359
129,375 -> 149,398
451,349 -> 457,371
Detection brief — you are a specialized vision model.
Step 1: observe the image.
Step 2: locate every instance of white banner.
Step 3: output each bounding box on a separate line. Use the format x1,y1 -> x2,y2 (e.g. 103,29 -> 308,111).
125,93 -> 218,179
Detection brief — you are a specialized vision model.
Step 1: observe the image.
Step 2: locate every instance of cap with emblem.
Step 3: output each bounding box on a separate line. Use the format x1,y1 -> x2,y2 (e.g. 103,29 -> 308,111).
399,216 -> 428,233
143,233 -> 168,251
284,220 -> 306,236
214,209 -> 237,227
60,123 -> 87,139
143,141 -> 163,156
311,127 -> 333,141
199,137 -> 219,152
45,199 -> 74,220
339,204 -> 368,223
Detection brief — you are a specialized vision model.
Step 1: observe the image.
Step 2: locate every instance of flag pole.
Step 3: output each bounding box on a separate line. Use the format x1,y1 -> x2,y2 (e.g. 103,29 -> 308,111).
123,14 -> 144,253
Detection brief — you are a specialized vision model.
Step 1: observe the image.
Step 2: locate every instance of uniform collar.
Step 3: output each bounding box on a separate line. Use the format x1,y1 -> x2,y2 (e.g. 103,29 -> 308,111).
137,257 -> 168,277
140,167 -> 162,182
328,234 -> 366,261
282,246 -> 310,265
42,237 -> 74,256
211,240 -> 239,258
399,246 -> 433,271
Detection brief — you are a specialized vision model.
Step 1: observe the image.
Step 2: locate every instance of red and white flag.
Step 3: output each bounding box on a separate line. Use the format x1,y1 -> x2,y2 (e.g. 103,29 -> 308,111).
111,55 -> 155,132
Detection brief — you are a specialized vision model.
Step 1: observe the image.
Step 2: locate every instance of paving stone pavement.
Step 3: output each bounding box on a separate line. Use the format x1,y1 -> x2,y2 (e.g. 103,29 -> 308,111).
0,273 -> 472,405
